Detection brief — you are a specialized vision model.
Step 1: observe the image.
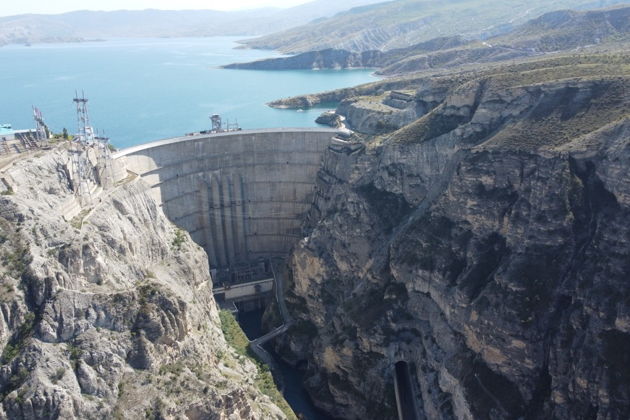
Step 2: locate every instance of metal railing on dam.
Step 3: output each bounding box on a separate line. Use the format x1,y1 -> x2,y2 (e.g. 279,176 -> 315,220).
114,128 -> 343,269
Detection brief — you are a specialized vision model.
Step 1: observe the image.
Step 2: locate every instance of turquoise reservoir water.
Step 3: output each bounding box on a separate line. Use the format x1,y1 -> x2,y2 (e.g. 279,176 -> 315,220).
0,37 -> 376,148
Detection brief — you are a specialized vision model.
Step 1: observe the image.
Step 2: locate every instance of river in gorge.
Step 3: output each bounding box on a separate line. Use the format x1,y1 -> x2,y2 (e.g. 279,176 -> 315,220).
238,309 -> 336,420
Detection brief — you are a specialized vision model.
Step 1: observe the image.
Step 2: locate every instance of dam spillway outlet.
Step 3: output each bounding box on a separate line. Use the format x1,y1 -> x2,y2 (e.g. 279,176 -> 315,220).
395,361 -> 420,420
115,128 -> 341,269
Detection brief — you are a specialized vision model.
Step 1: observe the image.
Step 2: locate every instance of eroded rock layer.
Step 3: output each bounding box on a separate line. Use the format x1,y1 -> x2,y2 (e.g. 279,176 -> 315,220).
277,72 -> 630,419
0,148 -> 288,419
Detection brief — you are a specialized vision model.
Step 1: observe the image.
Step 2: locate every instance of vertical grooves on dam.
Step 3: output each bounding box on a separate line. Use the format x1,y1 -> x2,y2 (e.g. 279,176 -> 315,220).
211,175 -> 227,267
115,129 -> 341,268
222,174 -> 236,266
234,174 -> 247,262
200,180 -> 218,266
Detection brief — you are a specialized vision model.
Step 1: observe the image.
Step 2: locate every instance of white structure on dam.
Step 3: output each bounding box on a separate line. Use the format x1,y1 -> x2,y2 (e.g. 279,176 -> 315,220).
114,128 -> 343,269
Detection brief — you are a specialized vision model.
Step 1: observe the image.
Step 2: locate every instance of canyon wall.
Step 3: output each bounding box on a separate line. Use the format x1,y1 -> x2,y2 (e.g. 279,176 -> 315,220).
0,147 -> 290,419
277,75 -> 630,419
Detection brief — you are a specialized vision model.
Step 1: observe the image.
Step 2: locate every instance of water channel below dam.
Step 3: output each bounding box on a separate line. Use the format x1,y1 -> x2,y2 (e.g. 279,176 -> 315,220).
238,309 -> 336,420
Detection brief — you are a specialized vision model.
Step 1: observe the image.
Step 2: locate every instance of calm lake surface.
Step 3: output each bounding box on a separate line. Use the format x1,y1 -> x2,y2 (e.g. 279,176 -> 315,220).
0,37 -> 376,148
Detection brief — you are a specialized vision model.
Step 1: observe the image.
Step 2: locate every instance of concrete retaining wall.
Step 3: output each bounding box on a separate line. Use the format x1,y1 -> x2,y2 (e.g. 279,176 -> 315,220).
214,278 -> 274,301
115,128 -> 340,268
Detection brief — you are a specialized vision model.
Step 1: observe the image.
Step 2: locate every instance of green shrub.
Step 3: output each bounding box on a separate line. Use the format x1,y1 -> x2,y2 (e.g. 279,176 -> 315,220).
218,310 -> 297,420
171,229 -> 187,251
1,241 -> 31,279
1,312 -> 36,362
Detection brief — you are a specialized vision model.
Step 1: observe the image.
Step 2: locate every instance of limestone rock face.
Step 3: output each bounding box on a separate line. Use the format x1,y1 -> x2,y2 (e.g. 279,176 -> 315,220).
0,149 -> 287,419
277,75 -> 630,419
316,111 -> 344,128
336,89 -> 441,135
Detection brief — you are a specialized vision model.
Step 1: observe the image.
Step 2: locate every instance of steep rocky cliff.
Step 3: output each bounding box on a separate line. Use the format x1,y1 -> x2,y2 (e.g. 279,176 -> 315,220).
275,70 -> 630,419
0,148 -> 290,419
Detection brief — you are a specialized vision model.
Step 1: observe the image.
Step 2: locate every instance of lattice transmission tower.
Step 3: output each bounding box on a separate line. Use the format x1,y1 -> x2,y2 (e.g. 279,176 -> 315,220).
73,91 -> 95,144
32,106 -> 48,141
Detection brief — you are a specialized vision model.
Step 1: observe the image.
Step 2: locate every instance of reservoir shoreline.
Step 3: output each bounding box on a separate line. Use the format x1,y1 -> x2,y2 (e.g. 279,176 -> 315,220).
0,37 -> 377,149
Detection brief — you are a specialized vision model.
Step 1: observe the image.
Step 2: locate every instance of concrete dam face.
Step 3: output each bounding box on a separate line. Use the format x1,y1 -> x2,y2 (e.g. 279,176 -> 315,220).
115,128 -> 341,269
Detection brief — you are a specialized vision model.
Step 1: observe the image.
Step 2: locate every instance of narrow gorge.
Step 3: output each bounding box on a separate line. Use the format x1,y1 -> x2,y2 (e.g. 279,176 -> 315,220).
0,147 -> 293,419
273,74 -> 630,419
0,51 -> 628,420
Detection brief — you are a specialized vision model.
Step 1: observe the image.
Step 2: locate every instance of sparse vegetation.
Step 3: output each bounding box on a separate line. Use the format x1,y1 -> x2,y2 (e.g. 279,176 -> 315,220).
1,244 -> 30,279
2,312 -> 36,363
67,343 -> 82,369
171,228 -> 186,251
219,310 -> 251,358
3,366 -> 29,399
51,367 -> 66,384
386,54 -> 630,146
0,219 -> 31,280
219,310 -> 297,420
69,209 -> 91,230
158,362 -> 185,376
244,0 -> 621,53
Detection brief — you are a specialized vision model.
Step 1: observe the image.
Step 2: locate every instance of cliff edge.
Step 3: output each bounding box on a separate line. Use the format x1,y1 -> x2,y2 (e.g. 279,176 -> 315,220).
276,69 -> 630,419
0,147 -> 291,419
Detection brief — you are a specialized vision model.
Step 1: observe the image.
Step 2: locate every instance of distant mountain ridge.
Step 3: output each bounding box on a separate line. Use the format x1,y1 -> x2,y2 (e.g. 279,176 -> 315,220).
225,5 -> 630,75
0,0 -> 384,46
224,36 -> 467,70
239,0 -> 630,53
494,5 -> 630,51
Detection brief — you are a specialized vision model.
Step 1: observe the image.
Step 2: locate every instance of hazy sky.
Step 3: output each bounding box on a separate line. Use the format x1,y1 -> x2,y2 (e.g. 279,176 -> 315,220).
0,0 -> 312,16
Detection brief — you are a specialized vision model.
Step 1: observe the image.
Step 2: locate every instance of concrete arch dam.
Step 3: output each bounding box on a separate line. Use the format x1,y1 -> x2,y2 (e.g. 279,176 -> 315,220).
114,128 -> 343,269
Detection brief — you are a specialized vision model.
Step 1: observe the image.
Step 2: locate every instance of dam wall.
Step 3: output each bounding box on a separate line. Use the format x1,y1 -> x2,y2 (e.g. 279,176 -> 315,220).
114,128 -> 341,268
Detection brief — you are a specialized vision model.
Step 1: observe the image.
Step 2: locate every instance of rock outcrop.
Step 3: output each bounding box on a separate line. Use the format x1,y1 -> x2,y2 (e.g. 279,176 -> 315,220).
275,70 -> 630,419
335,89 -> 442,134
0,147 -> 290,419
315,111 -> 344,128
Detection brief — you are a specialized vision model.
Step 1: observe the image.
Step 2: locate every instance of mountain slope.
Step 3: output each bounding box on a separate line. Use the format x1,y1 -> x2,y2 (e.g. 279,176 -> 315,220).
0,148 -> 294,418
0,0 -> 385,46
227,5 -> 630,76
493,4 -> 630,51
380,5 -> 630,75
224,36 -> 466,70
240,0 -> 630,53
